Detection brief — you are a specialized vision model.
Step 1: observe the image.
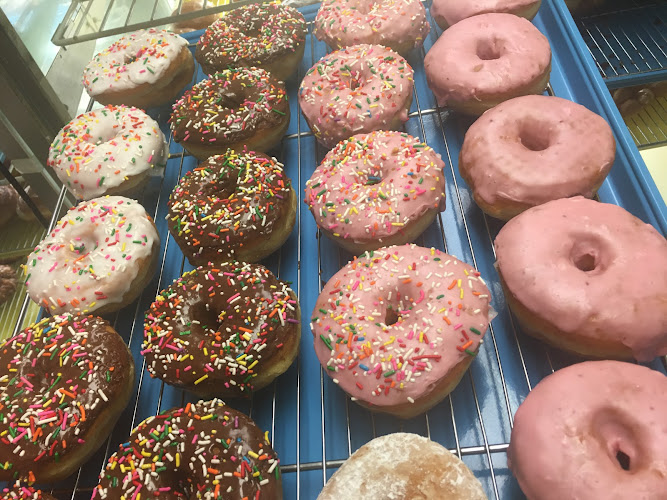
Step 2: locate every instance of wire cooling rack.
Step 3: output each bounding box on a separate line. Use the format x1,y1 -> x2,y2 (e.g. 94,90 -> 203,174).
6,1 -> 667,499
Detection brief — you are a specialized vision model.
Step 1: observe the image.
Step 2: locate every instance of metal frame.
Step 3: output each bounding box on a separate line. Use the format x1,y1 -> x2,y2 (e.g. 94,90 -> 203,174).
624,96 -> 667,148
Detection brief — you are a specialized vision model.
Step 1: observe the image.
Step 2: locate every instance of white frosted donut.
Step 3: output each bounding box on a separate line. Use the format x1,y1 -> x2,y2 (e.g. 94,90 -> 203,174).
48,105 -> 167,200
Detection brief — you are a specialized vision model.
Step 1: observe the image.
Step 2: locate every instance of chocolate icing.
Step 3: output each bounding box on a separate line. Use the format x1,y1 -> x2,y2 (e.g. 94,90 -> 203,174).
2,485 -> 57,500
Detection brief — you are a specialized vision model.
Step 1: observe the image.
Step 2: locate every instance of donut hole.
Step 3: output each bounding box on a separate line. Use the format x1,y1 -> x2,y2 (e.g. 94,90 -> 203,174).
518,122 -> 551,152
84,127 -> 118,146
190,301 -> 222,332
616,450 -> 631,471
215,89 -> 246,110
592,407 -> 642,474
382,284 -> 418,327
476,38 -> 502,61
573,252 -> 597,272
357,0 -> 379,14
385,306 -> 400,326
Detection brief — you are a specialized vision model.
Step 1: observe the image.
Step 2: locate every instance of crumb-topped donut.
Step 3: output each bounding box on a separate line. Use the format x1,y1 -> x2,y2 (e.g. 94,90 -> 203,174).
93,399 -> 282,499
432,0 -> 542,30
2,485 -> 56,500
495,196 -> 667,361
0,314 -> 134,483
143,262 -> 300,397
299,44 -> 414,149
195,2 -> 306,81
311,244 -> 492,419
83,28 -> 194,109
305,131 -> 446,253
314,0 -> 430,54
508,360 -> 667,500
171,67 -> 289,159
168,149 -> 296,265
48,105 -> 168,200
25,196 -> 159,316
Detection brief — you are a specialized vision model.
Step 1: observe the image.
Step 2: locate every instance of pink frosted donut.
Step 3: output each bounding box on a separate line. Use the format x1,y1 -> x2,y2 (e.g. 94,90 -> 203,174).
311,244 -> 493,419
431,0 -> 541,30
299,44 -> 414,148
424,13 -> 551,116
314,0 -> 430,54
509,360 -> 667,500
305,131 -> 446,253
460,95 -> 615,220
495,196 -> 667,361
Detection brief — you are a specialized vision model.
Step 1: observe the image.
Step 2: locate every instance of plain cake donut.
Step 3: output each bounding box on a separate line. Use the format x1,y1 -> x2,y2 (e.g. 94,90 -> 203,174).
432,0 -> 541,30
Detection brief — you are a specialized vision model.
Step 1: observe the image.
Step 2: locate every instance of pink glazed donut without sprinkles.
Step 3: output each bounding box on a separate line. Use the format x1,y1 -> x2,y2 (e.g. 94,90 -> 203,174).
305,131 -> 446,253
460,95 -> 615,220
508,360 -> 667,500
314,0 -> 430,54
431,0 -> 541,30
495,196 -> 667,362
299,44 -> 414,148
311,244 -> 493,419
424,13 -> 551,116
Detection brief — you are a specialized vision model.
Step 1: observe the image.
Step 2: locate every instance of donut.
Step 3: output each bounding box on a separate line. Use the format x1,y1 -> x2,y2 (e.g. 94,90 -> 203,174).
168,149 -> 296,265
169,0 -> 229,34
93,399 -> 282,499
299,44 -> 414,149
195,2 -> 306,82
15,187 -> 51,223
83,29 -> 194,109
171,67 -> 289,159
459,95 -> 615,220
311,244 -> 493,419
0,186 -> 17,228
1,485 -> 56,500
25,196 -> 159,316
0,265 -> 17,306
305,131 -> 446,253
495,196 -> 667,361
48,105 -> 168,200
0,314 -> 134,483
314,0 -> 430,54
424,13 -> 551,116
431,0 -> 541,30
143,262 -> 300,397
508,360 -> 667,500
318,433 -> 487,499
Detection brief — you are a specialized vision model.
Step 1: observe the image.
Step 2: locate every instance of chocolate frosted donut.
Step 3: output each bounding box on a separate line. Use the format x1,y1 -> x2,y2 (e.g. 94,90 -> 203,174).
2,485 -> 56,500
143,262 -> 300,397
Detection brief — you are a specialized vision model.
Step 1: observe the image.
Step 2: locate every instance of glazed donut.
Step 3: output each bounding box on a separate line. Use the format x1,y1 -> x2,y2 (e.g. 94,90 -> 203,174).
15,187 -> 51,223
25,196 -> 159,316
0,265 -> 17,306
311,244 -> 492,419
425,13 -> 551,116
83,29 -> 194,109
460,95 -> 615,220
495,196 -> 667,361
171,67 -> 289,159
508,360 -> 667,500
319,433 -> 487,499
48,105 -> 168,200
170,0 -> 229,34
305,131 -> 446,253
143,262 -> 300,397
431,0 -> 541,30
195,2 -> 306,82
299,44 -> 414,149
2,485 -> 56,500
0,185 -> 18,228
0,314 -> 134,483
314,0 -> 430,54
168,149 -> 296,265
93,399 -> 282,499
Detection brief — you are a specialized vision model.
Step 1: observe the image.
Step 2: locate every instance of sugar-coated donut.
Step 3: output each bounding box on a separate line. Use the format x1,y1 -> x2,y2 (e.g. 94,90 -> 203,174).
425,13 -> 551,116
25,196 -> 159,316
509,360 -> 667,500
48,105 -> 168,200
318,433 -> 488,499
311,244 -> 492,419
305,131 -> 446,253
196,2 -> 306,82
432,0 -> 541,30
143,262 -> 300,397
171,67 -> 289,159
83,29 -> 194,109
460,95 -> 615,220
299,44 -> 414,149
2,485 -> 56,500
495,196 -> 667,361
93,399 -> 282,499
0,314 -> 134,483
168,149 -> 296,265
314,0 -> 430,54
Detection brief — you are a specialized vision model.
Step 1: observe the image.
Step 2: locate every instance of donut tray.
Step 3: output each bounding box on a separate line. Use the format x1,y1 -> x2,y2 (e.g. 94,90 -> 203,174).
9,1 -> 667,498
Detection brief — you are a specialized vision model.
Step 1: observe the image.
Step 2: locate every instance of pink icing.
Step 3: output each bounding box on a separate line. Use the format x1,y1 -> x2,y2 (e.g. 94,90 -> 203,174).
299,44 -> 413,148
305,131 -> 446,245
508,360 -> 667,499
460,95 -> 615,209
495,196 -> 667,362
432,0 -> 541,27
311,244 -> 492,409
424,13 -> 551,107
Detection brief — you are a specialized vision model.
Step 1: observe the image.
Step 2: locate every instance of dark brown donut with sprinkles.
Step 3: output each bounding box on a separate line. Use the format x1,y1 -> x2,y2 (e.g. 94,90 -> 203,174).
142,262 -> 300,397
1,484 -> 56,500
0,314 -> 134,483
